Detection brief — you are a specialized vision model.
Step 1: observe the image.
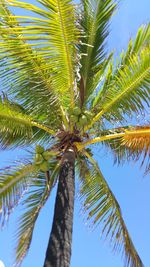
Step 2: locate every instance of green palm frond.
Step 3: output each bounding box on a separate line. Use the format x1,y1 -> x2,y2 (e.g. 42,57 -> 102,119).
91,24 -> 150,109
0,100 -> 55,148
91,60 -> 113,108
14,161 -> 60,266
89,45 -> 150,127
121,24 -> 150,59
0,163 -> 37,228
2,0 -> 79,108
0,1 -> 62,125
0,101 -> 32,137
79,0 -> 116,104
15,176 -> 49,267
78,152 -> 143,267
0,127 -> 52,150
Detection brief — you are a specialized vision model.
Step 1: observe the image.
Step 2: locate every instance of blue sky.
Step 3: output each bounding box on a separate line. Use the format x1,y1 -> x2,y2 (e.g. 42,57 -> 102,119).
0,0 -> 150,267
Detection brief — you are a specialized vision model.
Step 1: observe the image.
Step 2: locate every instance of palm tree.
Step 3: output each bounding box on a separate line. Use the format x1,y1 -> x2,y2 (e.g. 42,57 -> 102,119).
0,0 -> 149,266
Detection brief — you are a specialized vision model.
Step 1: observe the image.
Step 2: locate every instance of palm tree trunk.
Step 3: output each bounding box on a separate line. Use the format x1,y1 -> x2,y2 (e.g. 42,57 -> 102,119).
44,148 -> 75,267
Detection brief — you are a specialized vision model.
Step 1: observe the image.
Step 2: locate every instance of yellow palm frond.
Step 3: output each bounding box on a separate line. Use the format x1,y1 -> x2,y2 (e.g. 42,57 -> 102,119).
77,125 -> 150,174
122,125 -> 150,147
77,125 -> 150,149
120,126 -> 150,173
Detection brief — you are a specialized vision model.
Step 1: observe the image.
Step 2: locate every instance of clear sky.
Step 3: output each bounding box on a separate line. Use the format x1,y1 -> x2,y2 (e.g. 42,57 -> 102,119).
0,1 -> 150,267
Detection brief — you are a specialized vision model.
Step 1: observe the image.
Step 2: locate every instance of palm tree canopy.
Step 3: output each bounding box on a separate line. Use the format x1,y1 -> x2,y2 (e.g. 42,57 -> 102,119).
0,0 -> 150,266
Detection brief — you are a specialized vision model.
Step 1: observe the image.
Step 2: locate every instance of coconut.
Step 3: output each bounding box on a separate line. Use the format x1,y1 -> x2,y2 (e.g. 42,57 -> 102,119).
76,121 -> 81,129
42,151 -> 53,161
36,145 -> 44,154
84,110 -> 93,118
79,115 -> 88,126
70,114 -> 78,123
35,154 -> 44,165
73,107 -> 81,116
40,161 -> 49,172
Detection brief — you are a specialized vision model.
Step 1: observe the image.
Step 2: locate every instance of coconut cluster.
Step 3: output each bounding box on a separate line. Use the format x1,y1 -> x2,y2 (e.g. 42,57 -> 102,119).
34,145 -> 53,172
70,107 -> 93,128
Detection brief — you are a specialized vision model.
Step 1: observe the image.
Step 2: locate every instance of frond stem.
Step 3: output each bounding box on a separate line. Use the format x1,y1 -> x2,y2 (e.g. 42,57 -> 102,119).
76,128 -> 150,150
31,121 -> 55,135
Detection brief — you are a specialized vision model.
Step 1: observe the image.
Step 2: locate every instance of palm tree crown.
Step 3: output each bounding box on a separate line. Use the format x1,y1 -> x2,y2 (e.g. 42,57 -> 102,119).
0,0 -> 149,266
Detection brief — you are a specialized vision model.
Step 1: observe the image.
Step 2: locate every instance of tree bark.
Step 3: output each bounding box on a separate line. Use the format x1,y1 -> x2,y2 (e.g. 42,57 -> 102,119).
44,148 -> 75,267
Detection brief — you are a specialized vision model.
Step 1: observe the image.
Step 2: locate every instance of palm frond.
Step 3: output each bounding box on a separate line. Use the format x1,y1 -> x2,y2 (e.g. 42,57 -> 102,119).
78,152 -> 143,267
88,45 -> 150,128
15,176 -> 49,266
122,24 -> 150,59
0,1 -> 62,125
14,161 -> 60,266
79,0 -> 116,104
0,99 -> 55,148
91,60 -> 113,107
1,0 -> 79,108
0,163 -> 36,228
77,125 -> 150,174
0,125 -> 53,150
102,125 -> 150,174
122,125 -> 150,153
91,24 -> 150,109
